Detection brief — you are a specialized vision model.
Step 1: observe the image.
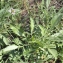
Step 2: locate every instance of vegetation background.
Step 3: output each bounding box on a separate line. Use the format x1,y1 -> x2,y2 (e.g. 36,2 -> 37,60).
0,0 -> 63,63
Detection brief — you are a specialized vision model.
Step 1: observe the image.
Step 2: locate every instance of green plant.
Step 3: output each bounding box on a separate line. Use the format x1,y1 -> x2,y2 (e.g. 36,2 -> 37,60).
0,0 -> 63,63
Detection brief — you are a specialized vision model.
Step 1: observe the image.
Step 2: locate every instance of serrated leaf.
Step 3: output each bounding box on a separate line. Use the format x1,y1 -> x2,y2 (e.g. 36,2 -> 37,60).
13,38 -> 22,45
10,25 -> 21,36
30,17 -> 34,35
39,25 -> 47,36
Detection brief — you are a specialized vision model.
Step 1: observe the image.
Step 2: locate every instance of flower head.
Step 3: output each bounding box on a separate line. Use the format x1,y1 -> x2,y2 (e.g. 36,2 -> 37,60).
8,8 -> 16,15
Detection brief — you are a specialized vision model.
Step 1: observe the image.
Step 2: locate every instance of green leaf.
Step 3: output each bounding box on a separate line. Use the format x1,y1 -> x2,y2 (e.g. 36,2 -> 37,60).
13,38 -> 22,45
30,17 -> 34,35
0,51 -> 2,60
58,7 -> 63,13
0,44 -> 23,55
0,45 -> 19,60
3,36 -> 10,45
48,48 -> 58,59
0,56 -> 2,60
2,44 -> 18,54
50,29 -> 63,38
0,34 -> 3,38
0,8 -> 5,17
46,0 -> 51,9
39,25 -> 47,36
41,0 -> 45,5
10,25 -> 21,36
48,29 -> 63,42
50,13 -> 62,30
1,0 -> 4,6
48,44 -> 56,48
